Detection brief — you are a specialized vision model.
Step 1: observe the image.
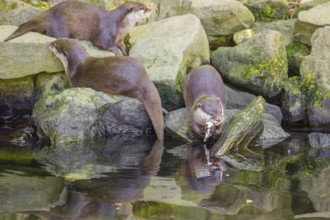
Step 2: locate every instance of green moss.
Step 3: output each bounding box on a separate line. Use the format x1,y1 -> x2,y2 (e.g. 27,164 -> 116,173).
301,73 -> 330,109
287,42 -> 310,57
249,2 -> 288,21
19,0 -> 50,10
0,0 -> 18,12
286,42 -> 311,75
246,47 -> 286,80
211,16 -> 227,27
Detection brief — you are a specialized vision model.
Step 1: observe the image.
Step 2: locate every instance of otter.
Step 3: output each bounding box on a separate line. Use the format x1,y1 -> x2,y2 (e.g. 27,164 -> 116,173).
183,65 -> 227,140
49,38 -> 164,140
4,1 -> 151,56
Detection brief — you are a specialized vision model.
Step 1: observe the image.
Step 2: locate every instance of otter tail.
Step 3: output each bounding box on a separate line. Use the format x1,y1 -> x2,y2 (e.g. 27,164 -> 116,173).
4,19 -> 45,42
140,85 -> 164,141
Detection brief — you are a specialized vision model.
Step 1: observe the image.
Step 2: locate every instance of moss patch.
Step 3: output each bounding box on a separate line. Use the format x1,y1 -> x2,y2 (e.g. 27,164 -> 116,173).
0,0 -> 18,12
246,47 -> 286,80
248,1 -> 288,21
286,42 -> 311,75
301,73 -> 330,109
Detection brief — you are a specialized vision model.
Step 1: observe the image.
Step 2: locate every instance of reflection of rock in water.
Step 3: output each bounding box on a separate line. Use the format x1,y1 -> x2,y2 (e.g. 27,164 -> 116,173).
0,166 -> 65,212
33,136 -> 160,179
43,139 -> 164,219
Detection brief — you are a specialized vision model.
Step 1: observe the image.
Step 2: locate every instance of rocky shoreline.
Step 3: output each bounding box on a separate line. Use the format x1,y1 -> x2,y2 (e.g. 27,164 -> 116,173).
0,0 -> 329,147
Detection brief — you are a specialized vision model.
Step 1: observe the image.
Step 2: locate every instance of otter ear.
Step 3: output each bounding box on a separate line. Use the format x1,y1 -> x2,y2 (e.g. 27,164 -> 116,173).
197,103 -> 202,108
127,7 -> 133,13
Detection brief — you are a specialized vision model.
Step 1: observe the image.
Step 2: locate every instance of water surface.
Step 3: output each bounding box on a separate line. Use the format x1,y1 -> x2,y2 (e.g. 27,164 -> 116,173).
0,119 -> 329,220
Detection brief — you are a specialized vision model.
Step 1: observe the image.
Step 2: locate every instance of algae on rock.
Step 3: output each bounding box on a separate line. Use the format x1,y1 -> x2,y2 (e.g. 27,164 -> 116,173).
211,30 -> 288,99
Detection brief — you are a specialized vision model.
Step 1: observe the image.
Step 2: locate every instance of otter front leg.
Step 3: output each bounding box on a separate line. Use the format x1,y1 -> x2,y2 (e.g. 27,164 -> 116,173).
108,46 -> 124,56
116,40 -> 127,56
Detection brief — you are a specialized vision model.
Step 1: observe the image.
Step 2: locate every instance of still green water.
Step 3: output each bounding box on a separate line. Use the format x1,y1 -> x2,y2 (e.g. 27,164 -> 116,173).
0,119 -> 329,220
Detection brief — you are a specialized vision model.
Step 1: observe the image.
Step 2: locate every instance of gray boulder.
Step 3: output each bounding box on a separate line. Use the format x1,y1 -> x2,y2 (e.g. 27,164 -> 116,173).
0,75 -> 35,114
34,72 -> 70,100
281,76 -> 306,122
294,1 -> 330,46
0,0 -> 41,26
286,41 -> 311,75
233,29 -> 254,45
129,14 -> 210,110
240,0 -> 288,21
0,25 -> 62,79
151,0 -> 255,39
165,107 -> 289,148
32,88 -> 155,145
226,85 -> 283,122
253,19 -> 297,46
187,0 -> 255,38
211,30 -> 288,99
88,99 -> 153,138
300,26 -> 330,127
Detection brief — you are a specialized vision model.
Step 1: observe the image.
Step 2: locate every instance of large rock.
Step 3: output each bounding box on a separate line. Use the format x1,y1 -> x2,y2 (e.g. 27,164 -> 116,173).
226,85 -> 283,122
0,25 -> 115,79
0,75 -> 35,115
0,0 -> 41,26
129,14 -> 209,110
211,30 -> 288,99
151,0 -> 254,38
300,26 -> 330,127
34,72 -> 70,100
32,88 -> 157,145
187,0 -> 255,37
281,77 -> 306,122
165,107 -> 289,148
0,25 -> 62,79
286,41 -> 311,76
294,1 -> 330,46
253,19 -> 297,46
240,0 -> 288,21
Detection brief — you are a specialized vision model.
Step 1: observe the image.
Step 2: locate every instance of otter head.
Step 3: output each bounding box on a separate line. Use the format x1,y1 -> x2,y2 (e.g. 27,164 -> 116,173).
122,2 -> 152,26
49,38 -> 88,77
194,96 -> 225,127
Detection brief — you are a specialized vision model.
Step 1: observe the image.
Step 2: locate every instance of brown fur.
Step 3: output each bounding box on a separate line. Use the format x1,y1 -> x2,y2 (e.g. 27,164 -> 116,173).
50,38 -> 164,140
5,1 -> 151,56
183,65 -> 227,137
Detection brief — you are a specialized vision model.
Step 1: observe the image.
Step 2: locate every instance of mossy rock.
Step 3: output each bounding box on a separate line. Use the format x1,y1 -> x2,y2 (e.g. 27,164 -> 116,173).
281,76 -> 306,122
0,75 -> 35,114
241,0 -> 288,21
211,30 -> 288,99
286,41 -> 311,76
